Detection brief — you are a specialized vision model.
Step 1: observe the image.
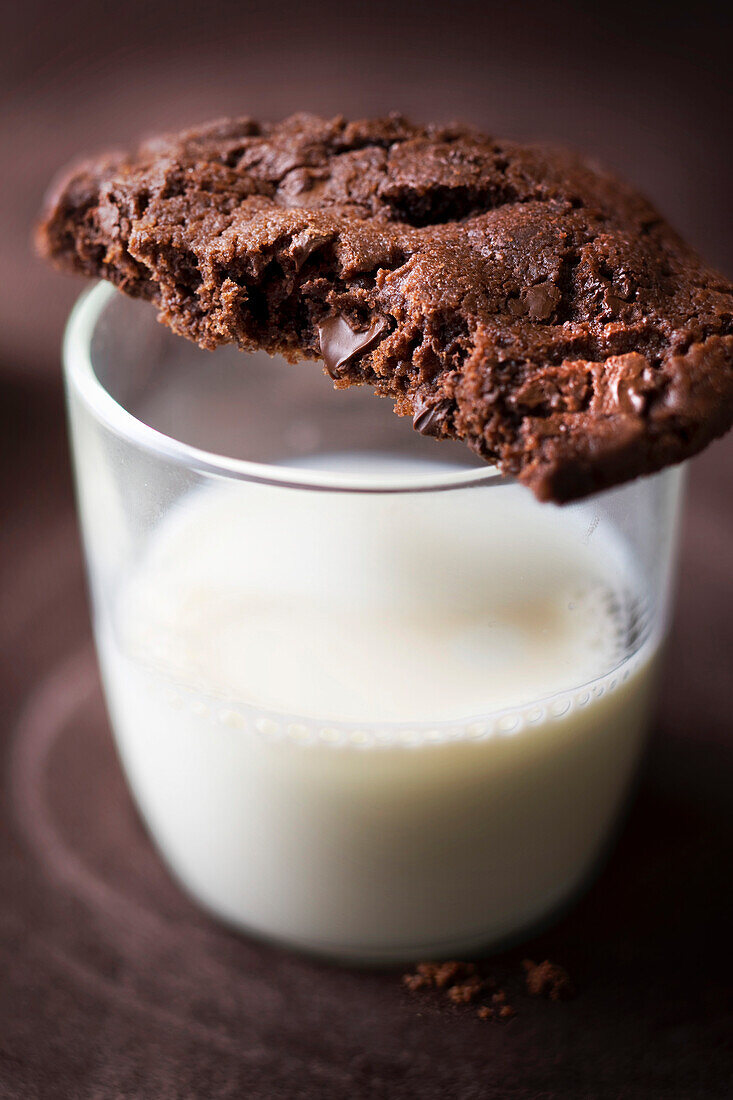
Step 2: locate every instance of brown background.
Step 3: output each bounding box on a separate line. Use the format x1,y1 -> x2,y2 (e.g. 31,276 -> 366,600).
2,1 -> 733,1097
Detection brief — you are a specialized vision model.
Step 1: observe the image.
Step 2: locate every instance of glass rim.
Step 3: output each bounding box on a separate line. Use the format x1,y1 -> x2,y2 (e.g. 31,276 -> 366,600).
63,281 -> 512,495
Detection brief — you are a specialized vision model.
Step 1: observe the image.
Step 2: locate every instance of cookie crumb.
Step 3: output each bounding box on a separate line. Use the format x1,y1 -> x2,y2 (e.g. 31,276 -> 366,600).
403,961 -> 486,1007
522,959 -> 574,1001
446,975 -> 484,1004
403,958 -> 568,1023
405,961 -> 475,991
402,972 -> 430,993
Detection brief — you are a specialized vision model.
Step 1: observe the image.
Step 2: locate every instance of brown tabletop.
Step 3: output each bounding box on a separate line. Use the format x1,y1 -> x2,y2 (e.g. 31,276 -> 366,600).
2,2 -> 733,1096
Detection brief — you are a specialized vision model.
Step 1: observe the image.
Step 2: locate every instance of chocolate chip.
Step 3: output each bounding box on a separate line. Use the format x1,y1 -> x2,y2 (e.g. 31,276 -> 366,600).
523,282 -> 561,321
603,290 -> 625,315
289,229 -> 330,270
317,315 -> 389,379
618,381 -> 647,415
412,399 -> 451,437
607,353 -> 652,416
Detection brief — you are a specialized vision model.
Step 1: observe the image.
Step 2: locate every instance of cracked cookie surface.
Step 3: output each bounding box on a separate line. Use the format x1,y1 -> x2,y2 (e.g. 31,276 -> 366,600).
38,113 -> 733,500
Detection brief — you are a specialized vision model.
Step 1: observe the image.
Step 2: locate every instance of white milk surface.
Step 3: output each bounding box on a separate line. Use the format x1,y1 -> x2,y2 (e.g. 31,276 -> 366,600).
96,457 -> 658,959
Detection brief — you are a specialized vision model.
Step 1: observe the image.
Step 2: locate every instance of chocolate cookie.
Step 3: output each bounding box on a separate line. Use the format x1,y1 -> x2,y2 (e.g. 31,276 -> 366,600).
38,113 -> 733,500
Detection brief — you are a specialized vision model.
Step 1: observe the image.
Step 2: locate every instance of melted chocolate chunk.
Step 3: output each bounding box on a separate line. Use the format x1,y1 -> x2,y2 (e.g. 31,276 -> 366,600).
412,399 -> 451,437
317,316 -> 389,379
524,282 -> 561,321
607,353 -> 652,416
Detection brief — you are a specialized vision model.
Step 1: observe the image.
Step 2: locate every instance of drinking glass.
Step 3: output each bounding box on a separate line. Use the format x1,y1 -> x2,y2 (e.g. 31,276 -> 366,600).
63,282 -> 685,962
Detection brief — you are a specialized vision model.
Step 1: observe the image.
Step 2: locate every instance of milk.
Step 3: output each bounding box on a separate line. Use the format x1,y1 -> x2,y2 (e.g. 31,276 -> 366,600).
95,457 -> 659,960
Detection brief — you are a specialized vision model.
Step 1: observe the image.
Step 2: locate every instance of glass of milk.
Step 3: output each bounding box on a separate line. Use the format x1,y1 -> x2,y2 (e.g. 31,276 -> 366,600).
64,282 -> 685,963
